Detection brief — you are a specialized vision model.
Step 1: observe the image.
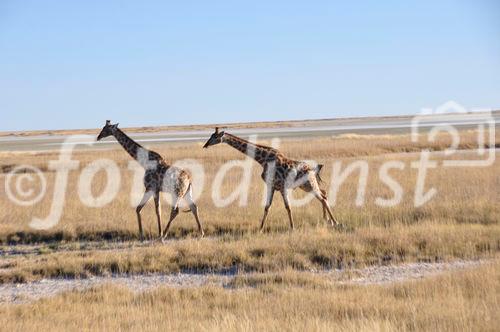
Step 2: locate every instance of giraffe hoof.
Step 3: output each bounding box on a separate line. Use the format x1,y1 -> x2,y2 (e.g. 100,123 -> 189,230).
333,223 -> 345,231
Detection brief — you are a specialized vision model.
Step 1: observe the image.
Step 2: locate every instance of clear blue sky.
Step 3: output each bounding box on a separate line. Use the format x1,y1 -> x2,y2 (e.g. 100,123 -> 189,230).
1,1 -> 500,131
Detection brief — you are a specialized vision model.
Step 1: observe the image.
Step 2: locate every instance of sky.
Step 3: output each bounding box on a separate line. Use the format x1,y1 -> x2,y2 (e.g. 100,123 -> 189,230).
1,1 -> 500,131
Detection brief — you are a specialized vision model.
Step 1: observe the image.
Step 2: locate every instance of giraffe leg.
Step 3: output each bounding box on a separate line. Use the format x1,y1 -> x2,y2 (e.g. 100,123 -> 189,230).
280,189 -> 294,230
162,196 -> 179,241
322,200 -> 338,227
136,191 -> 154,241
320,189 -> 328,221
184,186 -> 204,237
260,186 -> 275,231
153,191 -> 162,237
314,190 -> 339,227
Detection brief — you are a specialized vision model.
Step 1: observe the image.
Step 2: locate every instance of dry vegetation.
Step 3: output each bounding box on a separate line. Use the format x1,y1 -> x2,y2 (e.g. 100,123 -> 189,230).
0,261 -> 498,331
0,130 -> 499,282
0,129 -> 499,330
1,223 -> 499,283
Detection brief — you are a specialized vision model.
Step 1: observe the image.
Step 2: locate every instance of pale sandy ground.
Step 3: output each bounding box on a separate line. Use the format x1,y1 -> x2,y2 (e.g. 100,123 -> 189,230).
2,111 -> 499,152
0,259 -> 489,304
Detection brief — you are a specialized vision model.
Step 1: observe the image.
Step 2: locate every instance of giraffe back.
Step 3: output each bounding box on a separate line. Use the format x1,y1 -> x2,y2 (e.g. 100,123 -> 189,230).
144,159 -> 191,198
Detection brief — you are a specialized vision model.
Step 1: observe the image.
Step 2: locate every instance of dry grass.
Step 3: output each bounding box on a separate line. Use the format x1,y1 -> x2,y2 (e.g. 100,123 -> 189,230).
0,130 -> 498,241
0,261 -> 498,331
0,129 -> 499,330
0,223 -> 498,283
0,130 -> 498,283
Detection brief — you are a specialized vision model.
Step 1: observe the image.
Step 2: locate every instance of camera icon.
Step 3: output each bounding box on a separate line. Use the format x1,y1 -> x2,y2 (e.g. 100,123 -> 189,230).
411,101 -> 496,167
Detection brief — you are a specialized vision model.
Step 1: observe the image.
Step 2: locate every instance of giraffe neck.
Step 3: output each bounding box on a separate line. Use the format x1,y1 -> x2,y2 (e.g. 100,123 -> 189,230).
112,128 -> 161,168
222,133 -> 275,166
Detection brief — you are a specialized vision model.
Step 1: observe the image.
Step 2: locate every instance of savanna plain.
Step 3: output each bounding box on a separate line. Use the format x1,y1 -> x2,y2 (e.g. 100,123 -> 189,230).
0,128 -> 499,331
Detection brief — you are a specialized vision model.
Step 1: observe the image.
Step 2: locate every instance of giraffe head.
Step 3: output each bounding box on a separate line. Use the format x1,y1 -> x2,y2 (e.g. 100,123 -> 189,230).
97,120 -> 119,141
203,127 -> 225,148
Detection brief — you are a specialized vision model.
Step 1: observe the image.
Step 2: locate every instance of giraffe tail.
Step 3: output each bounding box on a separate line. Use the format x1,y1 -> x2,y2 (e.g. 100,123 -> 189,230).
182,182 -> 196,213
314,164 -> 324,184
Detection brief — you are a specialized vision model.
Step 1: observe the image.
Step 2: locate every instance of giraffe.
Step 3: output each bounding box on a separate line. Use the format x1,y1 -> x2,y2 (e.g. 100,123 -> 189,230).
97,120 -> 204,241
203,128 -> 339,230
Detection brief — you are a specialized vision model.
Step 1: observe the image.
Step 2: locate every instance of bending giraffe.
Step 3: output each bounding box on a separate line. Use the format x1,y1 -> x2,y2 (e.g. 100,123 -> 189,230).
97,120 -> 204,240
203,128 -> 339,230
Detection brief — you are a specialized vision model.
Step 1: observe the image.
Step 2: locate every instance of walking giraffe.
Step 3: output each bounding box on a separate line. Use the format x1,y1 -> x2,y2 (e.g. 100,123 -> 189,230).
203,128 -> 339,230
97,120 -> 204,240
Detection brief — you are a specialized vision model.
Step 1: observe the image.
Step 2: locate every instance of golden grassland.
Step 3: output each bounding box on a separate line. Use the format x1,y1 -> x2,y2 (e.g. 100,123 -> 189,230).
0,129 -> 498,331
0,223 -> 498,284
0,129 -> 498,240
1,261 -> 499,331
0,130 -> 498,283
